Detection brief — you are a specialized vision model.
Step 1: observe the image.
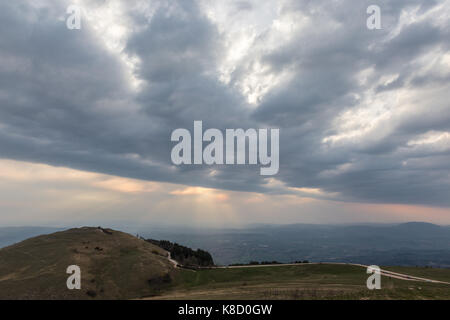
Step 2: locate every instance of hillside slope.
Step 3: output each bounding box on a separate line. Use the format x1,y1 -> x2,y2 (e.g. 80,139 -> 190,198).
0,227 -> 174,299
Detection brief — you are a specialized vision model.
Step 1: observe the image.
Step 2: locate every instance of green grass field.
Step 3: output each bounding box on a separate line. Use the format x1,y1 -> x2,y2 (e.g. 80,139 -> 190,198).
149,264 -> 450,300
383,266 -> 450,283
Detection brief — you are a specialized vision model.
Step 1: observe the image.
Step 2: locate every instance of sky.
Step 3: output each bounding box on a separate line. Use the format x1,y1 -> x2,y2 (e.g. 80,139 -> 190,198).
0,0 -> 449,227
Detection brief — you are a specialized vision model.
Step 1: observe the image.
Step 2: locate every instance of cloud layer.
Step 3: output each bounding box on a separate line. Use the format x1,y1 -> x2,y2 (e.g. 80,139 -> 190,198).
0,0 -> 449,208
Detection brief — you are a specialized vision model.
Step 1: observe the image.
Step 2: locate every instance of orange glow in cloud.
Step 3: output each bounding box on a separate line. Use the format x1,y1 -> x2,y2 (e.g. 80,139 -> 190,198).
93,177 -> 159,193
0,159 -> 161,194
0,159 -> 95,182
0,159 -> 449,226
170,187 -> 229,202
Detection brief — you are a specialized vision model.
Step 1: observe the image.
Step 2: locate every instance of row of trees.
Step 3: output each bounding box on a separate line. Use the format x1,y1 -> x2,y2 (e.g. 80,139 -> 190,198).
229,260 -> 309,266
145,239 -> 215,267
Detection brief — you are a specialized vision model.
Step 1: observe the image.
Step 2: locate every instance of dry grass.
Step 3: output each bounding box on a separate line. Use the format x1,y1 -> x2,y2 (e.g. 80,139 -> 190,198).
0,227 -> 174,299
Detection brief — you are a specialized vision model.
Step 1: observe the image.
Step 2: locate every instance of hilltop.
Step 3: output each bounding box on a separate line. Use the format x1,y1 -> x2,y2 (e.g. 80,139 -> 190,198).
0,227 -> 174,299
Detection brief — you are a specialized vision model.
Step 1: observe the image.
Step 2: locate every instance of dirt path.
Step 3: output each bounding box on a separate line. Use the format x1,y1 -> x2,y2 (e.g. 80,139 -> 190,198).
167,252 -> 178,268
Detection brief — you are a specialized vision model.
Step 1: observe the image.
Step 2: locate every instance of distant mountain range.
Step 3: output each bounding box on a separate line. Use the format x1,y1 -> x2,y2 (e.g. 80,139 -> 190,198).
0,227 -> 63,249
1,222 -> 449,267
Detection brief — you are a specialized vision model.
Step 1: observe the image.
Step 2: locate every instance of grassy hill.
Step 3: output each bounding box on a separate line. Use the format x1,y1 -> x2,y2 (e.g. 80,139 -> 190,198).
0,227 -> 174,299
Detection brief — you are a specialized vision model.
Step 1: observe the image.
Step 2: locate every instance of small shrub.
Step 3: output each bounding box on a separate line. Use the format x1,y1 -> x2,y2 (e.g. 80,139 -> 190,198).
148,273 -> 172,286
86,290 -> 97,298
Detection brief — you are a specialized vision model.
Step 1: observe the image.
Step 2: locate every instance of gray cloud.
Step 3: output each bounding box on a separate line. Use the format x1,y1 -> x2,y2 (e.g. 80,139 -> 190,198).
0,0 -> 449,207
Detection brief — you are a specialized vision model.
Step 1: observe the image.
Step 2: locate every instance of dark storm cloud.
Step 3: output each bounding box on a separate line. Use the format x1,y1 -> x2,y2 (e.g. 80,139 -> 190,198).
0,0 -> 267,193
0,0 -> 449,206
251,1 -> 450,206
